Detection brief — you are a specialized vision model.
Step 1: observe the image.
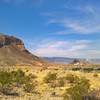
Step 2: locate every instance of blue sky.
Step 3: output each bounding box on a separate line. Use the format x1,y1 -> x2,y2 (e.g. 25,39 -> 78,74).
0,0 -> 100,58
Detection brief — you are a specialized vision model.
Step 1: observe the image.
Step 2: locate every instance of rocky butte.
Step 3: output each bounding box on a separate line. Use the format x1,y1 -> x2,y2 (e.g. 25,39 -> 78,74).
0,34 -> 44,66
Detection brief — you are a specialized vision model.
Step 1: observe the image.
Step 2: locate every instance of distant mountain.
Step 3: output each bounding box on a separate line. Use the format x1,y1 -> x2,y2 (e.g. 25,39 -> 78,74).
42,57 -> 75,64
0,34 -> 99,66
0,34 -> 44,66
43,57 -> 100,64
89,59 -> 100,64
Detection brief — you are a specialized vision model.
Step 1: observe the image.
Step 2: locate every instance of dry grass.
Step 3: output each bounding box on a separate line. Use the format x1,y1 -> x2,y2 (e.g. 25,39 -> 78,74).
0,66 -> 99,100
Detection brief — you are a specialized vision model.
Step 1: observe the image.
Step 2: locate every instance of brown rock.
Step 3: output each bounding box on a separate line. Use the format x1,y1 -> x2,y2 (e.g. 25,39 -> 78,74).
0,34 -> 44,66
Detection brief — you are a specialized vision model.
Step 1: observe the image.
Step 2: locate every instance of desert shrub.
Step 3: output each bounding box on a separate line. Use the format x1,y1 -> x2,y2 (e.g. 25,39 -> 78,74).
51,91 -> 56,96
93,73 -> 98,77
0,84 -> 18,96
24,83 -> 35,93
72,67 -> 81,71
0,71 -> 13,95
28,73 -> 37,79
0,71 -> 12,86
82,68 -> 94,72
96,67 -> 100,71
43,72 -> 57,83
65,74 -> 79,84
11,70 -> 31,85
43,72 -> 58,88
86,89 -> 100,100
57,77 -> 65,87
0,84 -> 11,95
94,67 -> 100,72
0,69 -> 35,95
26,69 -> 29,72
63,77 -> 90,100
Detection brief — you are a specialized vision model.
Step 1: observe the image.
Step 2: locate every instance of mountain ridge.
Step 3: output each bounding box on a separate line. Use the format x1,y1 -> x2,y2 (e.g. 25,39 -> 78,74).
42,57 -> 100,64
0,34 -> 44,66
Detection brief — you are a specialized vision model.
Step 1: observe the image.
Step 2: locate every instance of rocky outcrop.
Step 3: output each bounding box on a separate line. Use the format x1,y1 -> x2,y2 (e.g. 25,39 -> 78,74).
0,35 -> 25,50
0,34 -> 44,66
71,59 -> 89,66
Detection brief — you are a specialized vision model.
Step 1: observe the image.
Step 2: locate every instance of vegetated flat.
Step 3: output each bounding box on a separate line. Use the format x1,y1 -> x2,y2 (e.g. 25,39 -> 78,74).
0,65 -> 99,100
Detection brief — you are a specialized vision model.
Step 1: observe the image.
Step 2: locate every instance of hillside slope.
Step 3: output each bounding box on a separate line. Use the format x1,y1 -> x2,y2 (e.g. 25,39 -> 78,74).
0,34 -> 44,66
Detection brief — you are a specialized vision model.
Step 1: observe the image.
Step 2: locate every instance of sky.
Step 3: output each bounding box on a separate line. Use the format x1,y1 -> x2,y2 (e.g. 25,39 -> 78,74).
0,0 -> 100,58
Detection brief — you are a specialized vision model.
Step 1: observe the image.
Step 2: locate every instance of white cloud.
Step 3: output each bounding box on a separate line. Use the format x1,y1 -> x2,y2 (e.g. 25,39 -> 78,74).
43,4 -> 100,35
47,17 -> 100,34
69,45 -> 88,51
65,5 -> 98,16
28,39 -> 100,58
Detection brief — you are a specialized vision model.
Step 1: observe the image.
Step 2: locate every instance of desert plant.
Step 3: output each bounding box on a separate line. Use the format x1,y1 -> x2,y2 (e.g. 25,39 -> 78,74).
82,68 -> 94,72
51,91 -> 56,96
11,70 -> 31,85
57,77 -> 65,87
24,83 -> 35,93
65,74 -> 79,84
0,71 -> 15,95
0,69 -> 35,95
93,73 -> 98,77
0,71 -> 12,86
86,89 -> 100,100
72,67 -> 81,71
28,73 -> 37,79
63,77 -> 90,100
43,72 -> 57,83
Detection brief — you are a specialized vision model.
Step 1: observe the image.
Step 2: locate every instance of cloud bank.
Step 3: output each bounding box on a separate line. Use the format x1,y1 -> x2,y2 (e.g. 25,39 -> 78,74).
26,39 -> 100,58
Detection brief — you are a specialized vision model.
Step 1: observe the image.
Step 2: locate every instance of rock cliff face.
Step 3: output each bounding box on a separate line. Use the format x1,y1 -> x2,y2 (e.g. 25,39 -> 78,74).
70,59 -> 89,66
0,34 -> 44,66
0,35 -> 25,50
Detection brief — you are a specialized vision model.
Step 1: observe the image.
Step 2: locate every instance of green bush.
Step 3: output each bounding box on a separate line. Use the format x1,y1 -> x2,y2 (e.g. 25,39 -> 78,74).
82,68 -> 94,72
11,69 -> 31,85
24,83 -> 35,93
57,77 -> 65,87
28,73 -> 37,79
72,67 -> 81,71
0,71 -> 12,86
87,89 -> 100,100
43,72 -> 57,83
63,77 -> 90,100
65,74 -> 79,84
0,69 -> 35,95
43,72 -> 58,88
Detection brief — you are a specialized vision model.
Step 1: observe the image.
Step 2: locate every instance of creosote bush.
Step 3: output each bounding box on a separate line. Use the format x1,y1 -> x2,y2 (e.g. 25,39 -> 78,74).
63,76 -> 90,100
87,89 -> 100,100
65,74 -> 79,84
43,72 -> 57,83
93,73 -> 98,77
43,72 -> 58,88
57,77 -> 65,87
24,83 -> 35,93
0,69 -> 36,95
0,71 -> 13,95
